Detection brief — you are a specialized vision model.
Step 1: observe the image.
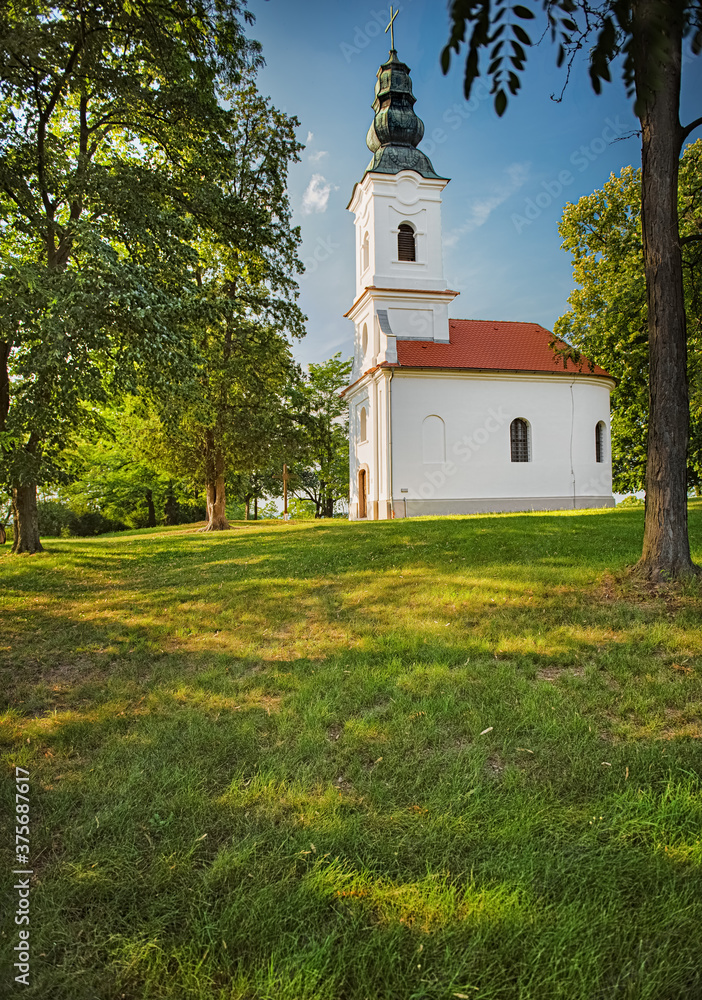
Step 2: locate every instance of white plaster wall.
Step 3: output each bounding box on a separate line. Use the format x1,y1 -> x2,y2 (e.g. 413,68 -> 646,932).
347,371 -> 395,519
349,171 -> 449,297
390,372 -> 613,501
351,301 -> 384,379
571,381 -> 613,496
350,289 -> 458,382
349,389 -> 373,510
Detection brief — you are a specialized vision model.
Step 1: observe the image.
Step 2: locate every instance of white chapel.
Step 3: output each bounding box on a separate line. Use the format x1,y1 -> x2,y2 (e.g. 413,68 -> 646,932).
343,44 -> 615,521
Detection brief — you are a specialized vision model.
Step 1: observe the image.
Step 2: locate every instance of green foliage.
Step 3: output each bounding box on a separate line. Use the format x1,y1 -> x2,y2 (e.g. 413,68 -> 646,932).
43,405 -> 207,532
257,499 -> 281,520
37,499 -> 126,537
150,82 -> 306,505
0,0 -> 268,512
287,497 -> 317,519
443,0 -> 702,116
228,467 -> 281,520
286,353 -> 353,518
617,494 -> 645,508
555,140 -> 702,493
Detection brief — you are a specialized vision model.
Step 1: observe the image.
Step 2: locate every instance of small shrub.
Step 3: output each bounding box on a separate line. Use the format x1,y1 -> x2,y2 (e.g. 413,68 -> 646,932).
257,500 -> 281,520
37,500 -> 126,537
288,498 -> 316,520
37,500 -> 74,537
618,495 -> 645,508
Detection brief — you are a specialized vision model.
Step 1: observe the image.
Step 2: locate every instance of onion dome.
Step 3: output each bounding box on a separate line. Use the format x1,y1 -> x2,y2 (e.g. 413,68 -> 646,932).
365,50 -> 442,179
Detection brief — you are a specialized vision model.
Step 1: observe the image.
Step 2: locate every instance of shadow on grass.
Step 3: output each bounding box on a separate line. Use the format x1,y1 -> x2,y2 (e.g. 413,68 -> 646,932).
1,506 -> 702,998
2,505 -> 659,585
2,638 -> 702,999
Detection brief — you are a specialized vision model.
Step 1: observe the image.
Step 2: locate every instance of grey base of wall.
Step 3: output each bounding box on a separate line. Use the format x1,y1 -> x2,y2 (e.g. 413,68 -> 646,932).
390,496 -> 615,518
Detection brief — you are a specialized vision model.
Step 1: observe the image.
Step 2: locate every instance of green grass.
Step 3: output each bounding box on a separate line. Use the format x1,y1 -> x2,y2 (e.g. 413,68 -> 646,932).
2,505 -> 702,999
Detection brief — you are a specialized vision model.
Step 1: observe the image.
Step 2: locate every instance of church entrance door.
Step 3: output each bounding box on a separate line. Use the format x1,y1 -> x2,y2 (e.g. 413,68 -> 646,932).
358,469 -> 367,519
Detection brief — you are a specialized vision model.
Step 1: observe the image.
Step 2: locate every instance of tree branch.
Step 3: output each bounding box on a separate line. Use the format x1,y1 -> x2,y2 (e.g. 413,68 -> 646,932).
681,116 -> 702,142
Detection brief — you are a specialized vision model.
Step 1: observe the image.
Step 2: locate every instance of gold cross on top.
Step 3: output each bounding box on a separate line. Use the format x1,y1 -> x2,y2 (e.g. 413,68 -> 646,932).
385,5 -> 399,51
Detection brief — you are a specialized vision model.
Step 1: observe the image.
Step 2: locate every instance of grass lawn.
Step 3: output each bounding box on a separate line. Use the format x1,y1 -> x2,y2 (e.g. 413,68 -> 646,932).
2,504 -> 702,999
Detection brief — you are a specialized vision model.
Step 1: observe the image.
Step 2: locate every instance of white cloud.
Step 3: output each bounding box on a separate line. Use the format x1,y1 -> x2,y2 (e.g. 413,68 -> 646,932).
309,149 -> 328,164
444,161 -> 530,247
301,173 -> 335,214
504,162 -> 530,187
306,131 -> 314,143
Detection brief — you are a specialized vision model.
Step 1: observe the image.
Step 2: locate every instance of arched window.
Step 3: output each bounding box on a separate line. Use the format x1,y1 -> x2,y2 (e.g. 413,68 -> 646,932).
510,418 -> 530,462
595,421 -> 606,463
398,223 -> 416,262
422,415 -> 445,463
361,323 -> 368,356
362,232 -> 369,273
358,469 -> 367,519
360,406 -> 367,442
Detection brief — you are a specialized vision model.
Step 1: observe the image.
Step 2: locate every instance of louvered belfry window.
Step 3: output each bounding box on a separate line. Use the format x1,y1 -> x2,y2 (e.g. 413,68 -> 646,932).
510,418 -> 529,462
398,223 -> 416,262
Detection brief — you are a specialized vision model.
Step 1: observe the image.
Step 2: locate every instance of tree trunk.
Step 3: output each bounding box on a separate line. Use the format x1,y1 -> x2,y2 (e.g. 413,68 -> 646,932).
200,430 -> 230,531
253,497 -> 258,520
145,489 -> 156,527
164,491 -> 178,525
323,484 -> 335,518
0,340 -> 10,433
633,0 -> 698,579
11,484 -> 43,554
244,497 -> 250,520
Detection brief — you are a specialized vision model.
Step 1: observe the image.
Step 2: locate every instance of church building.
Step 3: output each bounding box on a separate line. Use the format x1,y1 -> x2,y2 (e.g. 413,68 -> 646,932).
343,44 -> 615,520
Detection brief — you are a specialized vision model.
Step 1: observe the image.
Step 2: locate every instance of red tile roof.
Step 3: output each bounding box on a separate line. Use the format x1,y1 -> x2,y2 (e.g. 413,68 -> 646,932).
394,319 -> 611,378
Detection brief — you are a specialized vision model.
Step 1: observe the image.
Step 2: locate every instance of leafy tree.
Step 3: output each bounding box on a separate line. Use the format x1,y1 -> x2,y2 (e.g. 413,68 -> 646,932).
256,499 -> 281,520
228,468 -> 281,520
0,0 -> 259,553
157,326 -> 302,531
223,355 -> 354,524
151,82 -> 305,531
287,496 -> 317,519
56,405 -> 206,530
555,139 -> 702,493
282,353 -> 352,519
443,0 -> 702,578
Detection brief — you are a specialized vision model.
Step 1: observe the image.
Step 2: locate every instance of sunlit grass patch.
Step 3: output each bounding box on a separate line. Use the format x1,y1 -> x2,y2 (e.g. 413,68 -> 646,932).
1,504 -> 702,998
316,862 -> 530,933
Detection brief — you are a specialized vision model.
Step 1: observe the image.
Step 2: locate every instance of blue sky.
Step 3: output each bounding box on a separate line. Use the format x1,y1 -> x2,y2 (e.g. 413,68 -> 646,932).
248,0 -> 702,367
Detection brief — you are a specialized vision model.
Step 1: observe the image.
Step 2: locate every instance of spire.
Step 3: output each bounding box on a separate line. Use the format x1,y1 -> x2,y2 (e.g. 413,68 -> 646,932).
364,49 -> 442,179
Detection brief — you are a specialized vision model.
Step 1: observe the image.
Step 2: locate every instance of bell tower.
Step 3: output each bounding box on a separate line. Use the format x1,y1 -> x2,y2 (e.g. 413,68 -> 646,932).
346,46 -> 458,378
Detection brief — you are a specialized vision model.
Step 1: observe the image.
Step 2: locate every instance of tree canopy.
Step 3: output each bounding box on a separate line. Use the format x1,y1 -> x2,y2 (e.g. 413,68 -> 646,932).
286,353 -> 353,519
443,0 -> 701,118
149,81 -> 306,532
555,139 -> 702,494
0,0 -> 280,552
